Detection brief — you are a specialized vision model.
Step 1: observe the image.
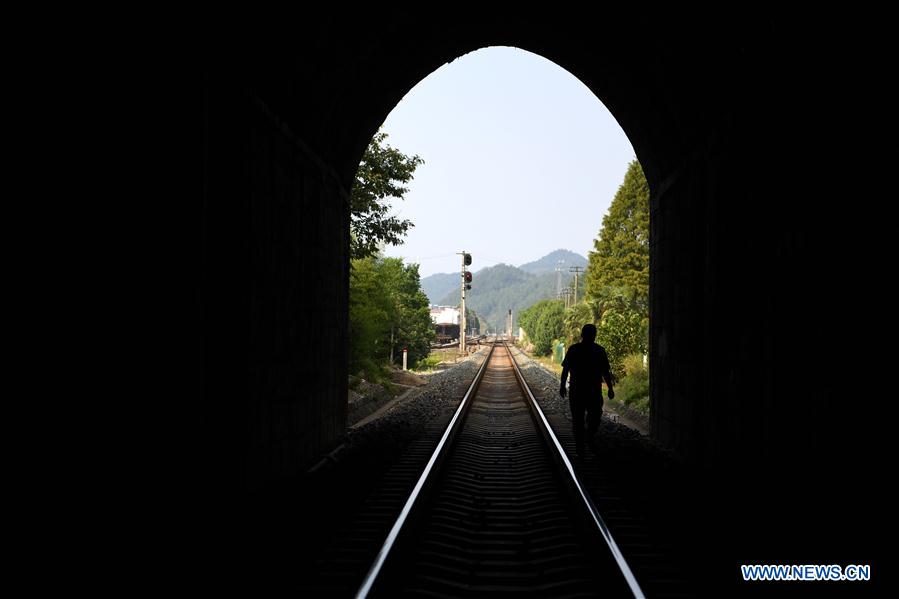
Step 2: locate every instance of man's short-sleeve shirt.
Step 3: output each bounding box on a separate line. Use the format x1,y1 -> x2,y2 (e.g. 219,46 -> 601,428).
562,341 -> 611,393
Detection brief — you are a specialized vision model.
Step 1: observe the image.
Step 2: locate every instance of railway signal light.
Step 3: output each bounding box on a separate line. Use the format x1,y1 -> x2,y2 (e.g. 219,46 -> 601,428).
459,251 -> 473,353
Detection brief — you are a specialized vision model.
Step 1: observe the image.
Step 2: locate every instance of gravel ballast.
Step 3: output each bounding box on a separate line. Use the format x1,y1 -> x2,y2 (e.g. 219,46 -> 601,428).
342,348 -> 488,456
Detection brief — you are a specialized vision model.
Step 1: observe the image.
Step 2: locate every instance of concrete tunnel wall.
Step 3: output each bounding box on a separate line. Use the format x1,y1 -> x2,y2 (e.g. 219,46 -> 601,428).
199,10 -> 879,493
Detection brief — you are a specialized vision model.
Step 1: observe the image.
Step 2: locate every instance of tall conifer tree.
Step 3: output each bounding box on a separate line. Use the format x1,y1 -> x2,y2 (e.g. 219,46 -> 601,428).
585,160 -> 650,312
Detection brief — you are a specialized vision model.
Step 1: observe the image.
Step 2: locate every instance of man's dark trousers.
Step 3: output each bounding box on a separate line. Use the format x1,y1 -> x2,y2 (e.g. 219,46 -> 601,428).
569,388 -> 602,452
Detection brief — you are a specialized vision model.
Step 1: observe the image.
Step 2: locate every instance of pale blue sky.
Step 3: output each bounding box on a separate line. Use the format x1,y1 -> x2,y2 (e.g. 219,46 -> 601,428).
380,47 -> 635,278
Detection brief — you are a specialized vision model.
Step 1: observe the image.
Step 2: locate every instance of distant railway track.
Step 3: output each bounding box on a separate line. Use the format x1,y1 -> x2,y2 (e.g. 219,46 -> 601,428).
355,340 -> 645,598
430,341 -> 461,349
431,334 -> 485,349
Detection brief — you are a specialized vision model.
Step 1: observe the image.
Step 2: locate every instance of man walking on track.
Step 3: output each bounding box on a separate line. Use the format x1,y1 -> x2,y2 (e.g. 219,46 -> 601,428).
559,324 -> 615,457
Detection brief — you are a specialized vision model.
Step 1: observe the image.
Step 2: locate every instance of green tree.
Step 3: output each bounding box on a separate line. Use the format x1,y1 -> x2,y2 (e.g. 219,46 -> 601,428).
350,132 -> 424,260
582,160 -> 650,375
585,160 -> 650,312
349,256 -> 435,379
349,257 -> 393,378
519,299 -> 565,355
380,258 -> 435,367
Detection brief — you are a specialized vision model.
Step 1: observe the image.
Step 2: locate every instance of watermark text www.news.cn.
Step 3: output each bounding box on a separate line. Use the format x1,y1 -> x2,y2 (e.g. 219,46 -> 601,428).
741,564 -> 870,582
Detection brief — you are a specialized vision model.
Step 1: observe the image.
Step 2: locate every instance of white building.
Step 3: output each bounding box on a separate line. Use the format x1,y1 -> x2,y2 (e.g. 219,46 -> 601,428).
429,305 -> 460,325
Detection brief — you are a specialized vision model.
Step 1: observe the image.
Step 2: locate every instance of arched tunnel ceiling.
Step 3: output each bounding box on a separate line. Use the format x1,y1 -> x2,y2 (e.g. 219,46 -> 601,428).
244,10 -> 775,194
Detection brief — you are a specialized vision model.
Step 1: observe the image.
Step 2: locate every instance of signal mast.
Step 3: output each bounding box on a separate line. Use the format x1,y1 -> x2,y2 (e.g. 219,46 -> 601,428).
458,252 -> 472,352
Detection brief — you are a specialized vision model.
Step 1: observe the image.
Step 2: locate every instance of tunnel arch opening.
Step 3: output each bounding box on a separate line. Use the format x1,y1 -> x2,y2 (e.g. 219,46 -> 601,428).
309,27 -> 739,475
346,45 -> 652,429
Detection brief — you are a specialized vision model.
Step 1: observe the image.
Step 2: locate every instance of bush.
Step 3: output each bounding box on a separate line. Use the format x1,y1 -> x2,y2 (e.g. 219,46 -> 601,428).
414,354 -> 442,371
614,353 -> 649,415
628,395 -> 649,415
596,307 -> 645,380
621,353 -> 646,378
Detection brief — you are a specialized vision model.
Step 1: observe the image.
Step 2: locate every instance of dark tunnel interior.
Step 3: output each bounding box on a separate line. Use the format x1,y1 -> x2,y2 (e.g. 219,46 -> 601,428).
180,9 -> 887,596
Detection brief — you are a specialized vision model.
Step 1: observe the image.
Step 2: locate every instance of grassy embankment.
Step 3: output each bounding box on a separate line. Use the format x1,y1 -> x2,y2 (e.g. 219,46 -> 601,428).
414,346 -> 469,371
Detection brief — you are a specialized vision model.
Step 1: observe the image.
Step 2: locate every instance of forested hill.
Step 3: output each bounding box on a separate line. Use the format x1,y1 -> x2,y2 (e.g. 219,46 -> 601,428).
518,249 -> 588,274
432,258 -> 584,333
422,250 -> 587,305
420,272 -> 459,305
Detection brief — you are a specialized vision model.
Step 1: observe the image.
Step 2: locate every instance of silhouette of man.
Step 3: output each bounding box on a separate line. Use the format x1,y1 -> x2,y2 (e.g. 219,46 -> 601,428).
559,324 -> 614,456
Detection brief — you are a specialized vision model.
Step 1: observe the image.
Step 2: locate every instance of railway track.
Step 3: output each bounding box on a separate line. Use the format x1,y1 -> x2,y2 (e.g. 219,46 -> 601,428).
353,341 -> 644,598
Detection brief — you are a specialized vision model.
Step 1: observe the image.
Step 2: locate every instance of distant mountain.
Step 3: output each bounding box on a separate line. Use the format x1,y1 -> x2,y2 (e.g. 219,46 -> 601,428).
518,249 -> 587,275
422,250 -> 586,331
420,272 -> 460,305
435,262 -> 575,333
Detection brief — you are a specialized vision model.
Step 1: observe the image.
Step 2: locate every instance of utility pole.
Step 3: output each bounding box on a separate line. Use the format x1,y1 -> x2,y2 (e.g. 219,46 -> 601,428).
555,259 -> 565,297
569,266 -> 584,304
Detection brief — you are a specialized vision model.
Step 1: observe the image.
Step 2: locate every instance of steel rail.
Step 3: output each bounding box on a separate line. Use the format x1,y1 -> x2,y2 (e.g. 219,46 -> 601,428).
504,341 -> 646,599
354,341 -> 497,599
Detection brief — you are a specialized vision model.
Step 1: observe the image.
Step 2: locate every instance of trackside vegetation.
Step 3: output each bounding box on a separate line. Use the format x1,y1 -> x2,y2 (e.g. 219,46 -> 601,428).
518,160 -> 650,416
